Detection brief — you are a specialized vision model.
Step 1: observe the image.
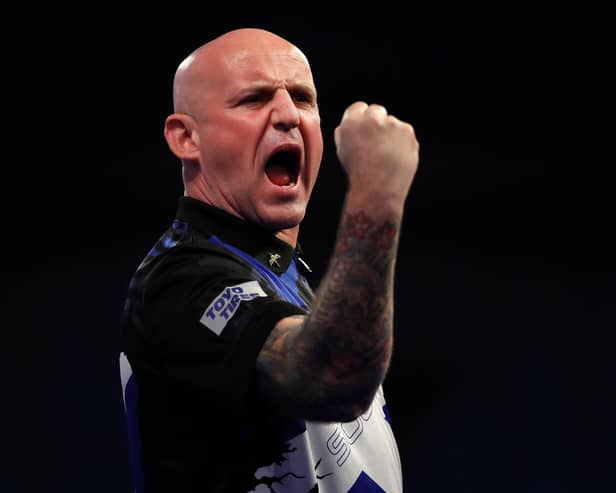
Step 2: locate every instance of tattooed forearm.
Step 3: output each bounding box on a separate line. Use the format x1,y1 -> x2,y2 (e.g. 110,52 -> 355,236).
307,210 -> 398,376
259,208 -> 400,421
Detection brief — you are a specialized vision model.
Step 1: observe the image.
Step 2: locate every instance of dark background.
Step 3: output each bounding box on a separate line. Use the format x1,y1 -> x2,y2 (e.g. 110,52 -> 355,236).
6,3 -> 614,492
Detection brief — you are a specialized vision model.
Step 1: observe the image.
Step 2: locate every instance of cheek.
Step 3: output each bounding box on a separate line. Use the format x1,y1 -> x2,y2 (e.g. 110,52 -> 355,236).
305,123 -> 324,180
306,116 -> 323,150
201,126 -> 257,175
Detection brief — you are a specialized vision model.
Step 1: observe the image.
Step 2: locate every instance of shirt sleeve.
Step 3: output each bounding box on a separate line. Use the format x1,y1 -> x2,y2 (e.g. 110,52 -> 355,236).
123,246 -> 307,409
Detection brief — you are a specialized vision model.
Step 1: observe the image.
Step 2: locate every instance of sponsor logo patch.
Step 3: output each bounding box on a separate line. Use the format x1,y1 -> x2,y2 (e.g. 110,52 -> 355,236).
200,281 -> 267,335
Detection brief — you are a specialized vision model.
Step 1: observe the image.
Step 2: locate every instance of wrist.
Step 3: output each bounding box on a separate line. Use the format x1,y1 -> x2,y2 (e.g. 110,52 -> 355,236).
343,189 -> 406,220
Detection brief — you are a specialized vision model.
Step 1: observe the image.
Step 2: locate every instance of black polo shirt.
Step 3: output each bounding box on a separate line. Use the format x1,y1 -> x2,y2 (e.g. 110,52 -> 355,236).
121,196 -> 314,492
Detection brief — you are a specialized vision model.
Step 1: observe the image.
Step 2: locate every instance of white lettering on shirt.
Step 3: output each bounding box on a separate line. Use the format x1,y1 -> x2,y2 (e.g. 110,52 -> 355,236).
200,280 -> 267,335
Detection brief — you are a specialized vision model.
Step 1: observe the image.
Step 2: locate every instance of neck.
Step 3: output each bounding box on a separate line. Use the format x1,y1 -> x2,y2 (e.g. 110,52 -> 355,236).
184,189 -> 300,248
275,226 -> 299,248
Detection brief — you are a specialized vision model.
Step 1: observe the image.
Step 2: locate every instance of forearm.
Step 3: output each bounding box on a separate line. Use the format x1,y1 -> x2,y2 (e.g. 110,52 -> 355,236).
305,198 -> 399,397
261,196 -> 402,421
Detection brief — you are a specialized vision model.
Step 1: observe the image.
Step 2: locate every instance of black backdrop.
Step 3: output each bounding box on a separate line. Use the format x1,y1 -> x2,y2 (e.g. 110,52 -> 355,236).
6,3 -> 614,492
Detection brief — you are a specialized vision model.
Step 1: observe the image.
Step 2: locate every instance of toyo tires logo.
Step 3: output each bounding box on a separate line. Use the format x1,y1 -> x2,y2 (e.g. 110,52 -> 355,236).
200,280 -> 267,335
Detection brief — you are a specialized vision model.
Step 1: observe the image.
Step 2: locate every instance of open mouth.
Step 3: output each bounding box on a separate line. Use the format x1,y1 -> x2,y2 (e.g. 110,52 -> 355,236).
264,148 -> 301,187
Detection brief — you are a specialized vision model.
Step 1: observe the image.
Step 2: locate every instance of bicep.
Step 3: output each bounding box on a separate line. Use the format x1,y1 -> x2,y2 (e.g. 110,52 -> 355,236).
256,314 -> 317,416
256,314 -> 305,392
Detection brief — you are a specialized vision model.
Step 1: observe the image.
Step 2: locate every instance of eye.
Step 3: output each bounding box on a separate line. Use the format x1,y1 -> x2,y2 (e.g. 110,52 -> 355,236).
292,91 -> 314,105
240,93 -> 268,105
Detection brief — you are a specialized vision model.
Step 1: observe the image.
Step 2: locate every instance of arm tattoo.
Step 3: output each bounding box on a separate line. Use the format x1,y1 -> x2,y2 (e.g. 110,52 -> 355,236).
259,209 -> 400,421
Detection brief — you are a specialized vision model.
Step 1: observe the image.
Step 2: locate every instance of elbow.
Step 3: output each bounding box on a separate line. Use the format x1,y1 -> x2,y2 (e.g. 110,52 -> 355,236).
307,385 -> 379,423
334,398 -> 375,423
305,362 -> 388,422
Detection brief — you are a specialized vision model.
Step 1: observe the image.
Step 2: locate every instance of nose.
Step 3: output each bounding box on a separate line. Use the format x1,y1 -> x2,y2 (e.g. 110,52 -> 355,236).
271,89 -> 300,131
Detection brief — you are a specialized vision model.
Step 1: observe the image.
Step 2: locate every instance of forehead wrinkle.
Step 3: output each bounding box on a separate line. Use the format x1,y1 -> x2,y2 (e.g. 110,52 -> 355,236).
227,52 -> 315,90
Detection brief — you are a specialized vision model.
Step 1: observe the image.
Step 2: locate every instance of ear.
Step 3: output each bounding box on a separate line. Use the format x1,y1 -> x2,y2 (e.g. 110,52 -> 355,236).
163,113 -> 201,160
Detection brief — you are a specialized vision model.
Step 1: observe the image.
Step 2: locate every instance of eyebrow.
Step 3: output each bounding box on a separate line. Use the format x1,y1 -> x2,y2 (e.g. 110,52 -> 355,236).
236,81 -> 316,97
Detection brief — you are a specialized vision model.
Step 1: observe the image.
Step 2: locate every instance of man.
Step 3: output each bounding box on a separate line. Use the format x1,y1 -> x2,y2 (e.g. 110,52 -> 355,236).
120,27 -> 419,492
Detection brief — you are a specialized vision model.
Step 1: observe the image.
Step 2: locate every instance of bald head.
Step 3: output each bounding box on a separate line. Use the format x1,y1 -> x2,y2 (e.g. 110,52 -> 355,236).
163,27 -> 323,241
172,28 -> 311,115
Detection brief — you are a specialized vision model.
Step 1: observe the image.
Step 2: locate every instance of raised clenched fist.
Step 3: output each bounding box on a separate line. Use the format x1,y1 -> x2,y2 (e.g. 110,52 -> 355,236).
334,101 -> 419,206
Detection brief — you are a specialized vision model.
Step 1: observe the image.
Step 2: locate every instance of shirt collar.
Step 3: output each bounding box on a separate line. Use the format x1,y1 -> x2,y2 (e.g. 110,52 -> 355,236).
174,196 -> 311,275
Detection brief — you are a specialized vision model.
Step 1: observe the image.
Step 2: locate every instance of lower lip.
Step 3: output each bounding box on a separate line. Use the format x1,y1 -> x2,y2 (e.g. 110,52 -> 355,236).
265,175 -> 300,194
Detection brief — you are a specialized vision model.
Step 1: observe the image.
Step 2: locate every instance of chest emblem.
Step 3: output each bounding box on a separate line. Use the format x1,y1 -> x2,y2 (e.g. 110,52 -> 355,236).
268,252 -> 281,268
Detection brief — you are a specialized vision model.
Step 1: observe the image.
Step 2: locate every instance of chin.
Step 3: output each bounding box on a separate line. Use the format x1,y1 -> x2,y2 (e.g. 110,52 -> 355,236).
259,206 -> 306,231
267,215 -> 303,231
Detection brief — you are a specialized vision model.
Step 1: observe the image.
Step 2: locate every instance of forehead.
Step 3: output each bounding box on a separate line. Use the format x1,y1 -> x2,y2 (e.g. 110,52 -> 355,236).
222,50 -> 315,86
